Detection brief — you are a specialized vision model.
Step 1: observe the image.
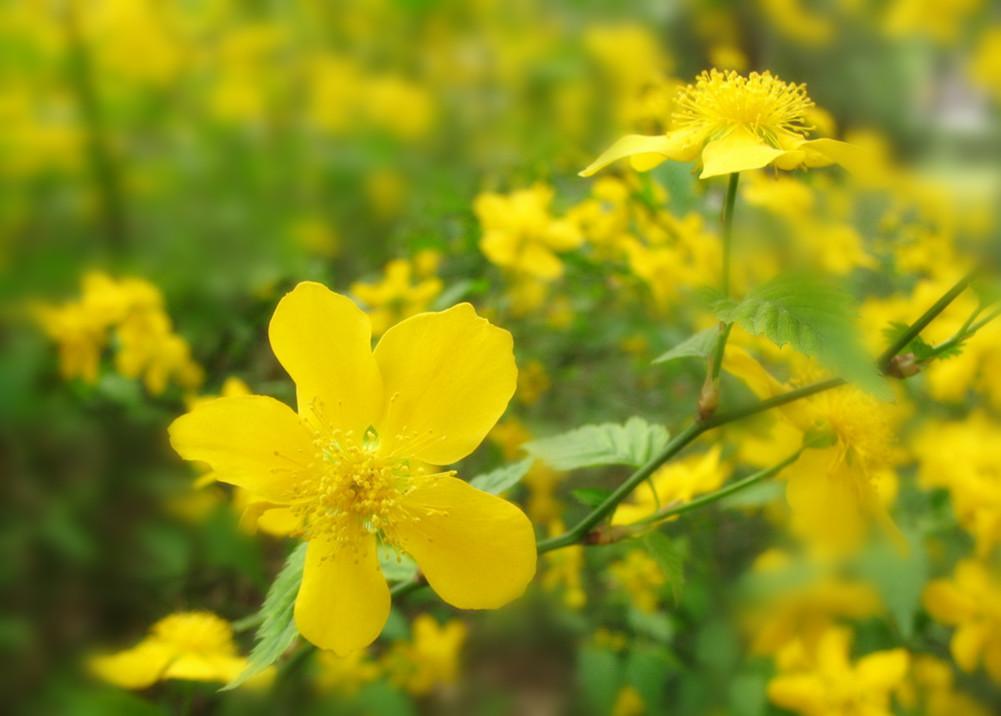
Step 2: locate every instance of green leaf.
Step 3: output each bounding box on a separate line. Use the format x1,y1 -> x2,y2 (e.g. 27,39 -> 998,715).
224,542 -> 306,690
715,274 -> 888,397
643,532 -> 686,603
468,457 -> 533,494
576,646 -> 622,716
431,279 -> 487,310
858,532 -> 927,638
882,321 -> 963,362
652,328 -> 718,365
377,544 -> 418,583
571,487 -> 613,507
525,417 -> 669,470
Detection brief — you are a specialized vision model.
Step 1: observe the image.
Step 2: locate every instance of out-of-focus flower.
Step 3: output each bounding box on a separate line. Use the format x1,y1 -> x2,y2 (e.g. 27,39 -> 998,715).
609,549 -> 666,613
89,612 -> 265,689
897,654 -> 992,716
913,412 -> 1001,557
34,272 -> 203,394
582,69 -> 861,180
314,649 -> 380,696
517,359 -> 551,405
923,559 -> 1001,683
758,0 -> 835,46
475,185 -> 583,280
612,446 -> 729,525
289,217 -> 341,259
968,27 -> 1001,102
744,550 -> 883,656
522,462 -> 564,524
350,258 -> 444,336
383,615 -> 467,696
541,521 -> 586,609
725,348 -> 902,552
883,0 -> 982,45
489,418 -> 532,461
612,684 -> 646,716
767,627 -> 908,716
169,282 -> 535,654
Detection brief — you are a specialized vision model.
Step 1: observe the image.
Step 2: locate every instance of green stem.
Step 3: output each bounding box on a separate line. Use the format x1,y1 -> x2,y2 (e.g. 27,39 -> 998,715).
630,450 -> 802,527
877,270 -> 975,372
720,172 -> 740,298
703,173 -> 741,411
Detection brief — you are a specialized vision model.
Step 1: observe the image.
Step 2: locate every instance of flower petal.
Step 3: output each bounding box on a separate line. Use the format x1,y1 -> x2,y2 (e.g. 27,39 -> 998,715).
857,649 -> 909,690
89,640 -> 174,690
374,303 -> 516,465
579,130 -> 704,178
796,138 -> 866,173
700,127 -> 787,179
294,535 -> 390,655
169,396 -> 313,503
395,476 -> 536,609
268,282 -> 382,434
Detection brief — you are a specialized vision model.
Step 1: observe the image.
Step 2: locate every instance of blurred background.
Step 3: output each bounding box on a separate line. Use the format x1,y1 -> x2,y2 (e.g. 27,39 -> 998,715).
2,0 -> 1000,714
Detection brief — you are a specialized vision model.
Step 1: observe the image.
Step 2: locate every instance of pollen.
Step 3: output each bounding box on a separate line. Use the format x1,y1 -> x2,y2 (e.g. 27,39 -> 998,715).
672,69 -> 815,144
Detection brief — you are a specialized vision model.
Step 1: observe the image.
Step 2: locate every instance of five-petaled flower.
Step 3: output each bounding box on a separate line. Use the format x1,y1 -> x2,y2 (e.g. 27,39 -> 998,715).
169,282 -> 536,654
581,69 -> 861,180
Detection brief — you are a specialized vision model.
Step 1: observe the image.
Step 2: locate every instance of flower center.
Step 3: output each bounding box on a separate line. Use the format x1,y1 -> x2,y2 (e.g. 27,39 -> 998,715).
292,428 -> 415,547
672,69 -> 814,144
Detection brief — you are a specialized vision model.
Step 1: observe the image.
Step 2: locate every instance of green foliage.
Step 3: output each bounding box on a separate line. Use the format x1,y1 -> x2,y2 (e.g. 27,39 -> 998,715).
225,543 -> 306,690
571,487 -> 614,507
576,645 -> 621,716
882,321 -> 963,361
858,532 -> 927,639
469,458 -> 533,494
378,544 -> 419,583
707,274 -> 888,397
642,531 -> 686,603
652,327 -> 718,365
525,417 -> 670,470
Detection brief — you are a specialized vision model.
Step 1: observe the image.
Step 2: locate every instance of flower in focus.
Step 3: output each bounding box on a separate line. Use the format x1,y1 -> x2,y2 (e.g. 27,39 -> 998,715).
169,282 -> 536,654
612,446 -> 730,525
475,184 -> 583,280
767,627 -> 909,716
581,69 -> 861,180
923,559 -> 1001,683
350,258 -> 444,336
383,615 -> 467,696
89,612 -> 265,690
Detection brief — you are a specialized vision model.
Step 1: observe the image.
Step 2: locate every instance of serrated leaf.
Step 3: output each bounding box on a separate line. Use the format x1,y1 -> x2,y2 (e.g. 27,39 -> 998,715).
715,274 -> 888,397
524,417 -> 670,470
572,487 -> 613,507
652,328 -> 718,365
468,458 -> 533,494
643,532 -> 686,603
378,544 -> 418,583
224,543 -> 306,690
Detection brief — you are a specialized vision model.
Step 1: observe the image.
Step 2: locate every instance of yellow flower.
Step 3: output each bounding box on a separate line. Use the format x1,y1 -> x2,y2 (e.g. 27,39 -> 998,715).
383,615 -> 467,696
968,27 -> 1001,102
522,461 -> 565,524
89,612 -> 264,690
612,684 -> 646,716
581,69 -> 860,180
768,627 -> 909,716
314,649 -> 380,695
724,348 -> 902,552
169,282 -> 536,654
516,359 -> 551,406
475,184 -> 583,280
350,258 -> 443,336
612,446 -> 729,525
488,418 -> 532,461
608,549 -> 666,613
923,559 -> 1001,682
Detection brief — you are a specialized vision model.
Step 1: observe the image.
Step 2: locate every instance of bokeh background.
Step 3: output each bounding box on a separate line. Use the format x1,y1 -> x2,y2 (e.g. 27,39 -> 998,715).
2,0 -> 1000,714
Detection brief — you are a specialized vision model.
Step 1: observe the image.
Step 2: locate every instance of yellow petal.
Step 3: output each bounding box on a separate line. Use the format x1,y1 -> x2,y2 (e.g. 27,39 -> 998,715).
169,396 -> 313,503
767,674 -> 826,712
922,580 -> 972,624
857,649 -> 909,690
700,127 -> 787,179
163,653 -> 247,684
268,282 -> 382,434
796,138 -> 867,173
395,475 -> 536,609
785,451 -> 867,552
951,622 -> 989,671
579,130 -> 703,177
89,640 -> 174,690
294,535 -> 390,655
374,304 -> 516,465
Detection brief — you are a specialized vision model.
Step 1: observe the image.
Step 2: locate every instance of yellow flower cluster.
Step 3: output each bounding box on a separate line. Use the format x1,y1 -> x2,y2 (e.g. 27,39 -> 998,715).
350,252 -> 444,336
35,272 -> 203,394
608,550 -> 667,614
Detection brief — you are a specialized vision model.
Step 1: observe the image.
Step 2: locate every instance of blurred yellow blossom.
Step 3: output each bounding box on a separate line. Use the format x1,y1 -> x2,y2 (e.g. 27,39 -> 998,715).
768,627 -> 908,716
923,559 -> 1001,683
968,27 -> 1001,101
89,611 -> 266,689
475,184 -> 583,280
383,615 -> 467,696
613,446 -> 729,525
898,654 -> 992,716
609,549 -> 666,613
315,649 -> 380,696
350,258 -> 444,336
612,684 -> 646,716
541,521 -> 586,609
517,358 -> 551,405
